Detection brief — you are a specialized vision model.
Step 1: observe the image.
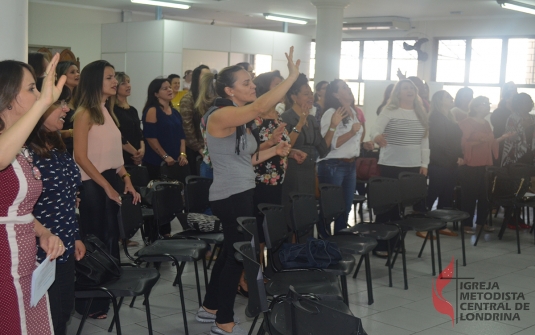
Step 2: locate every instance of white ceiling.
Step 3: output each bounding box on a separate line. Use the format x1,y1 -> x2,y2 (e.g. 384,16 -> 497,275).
35,0 -> 535,28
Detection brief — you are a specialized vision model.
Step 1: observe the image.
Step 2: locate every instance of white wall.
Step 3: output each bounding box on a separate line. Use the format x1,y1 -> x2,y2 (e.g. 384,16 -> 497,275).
101,20 -> 311,111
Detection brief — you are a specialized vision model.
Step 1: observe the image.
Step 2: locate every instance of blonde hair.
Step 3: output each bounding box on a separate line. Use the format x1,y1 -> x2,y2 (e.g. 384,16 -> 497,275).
430,90 -> 455,122
108,72 -> 130,126
385,79 -> 429,135
195,72 -> 217,116
468,96 -> 490,117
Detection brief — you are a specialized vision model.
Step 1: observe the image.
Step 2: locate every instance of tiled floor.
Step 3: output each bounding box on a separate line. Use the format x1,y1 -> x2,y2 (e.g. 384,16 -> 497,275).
67,207 -> 535,335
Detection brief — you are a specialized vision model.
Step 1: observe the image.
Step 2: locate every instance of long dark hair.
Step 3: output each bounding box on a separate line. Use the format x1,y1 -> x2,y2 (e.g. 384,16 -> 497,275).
57,61 -> 78,97
216,65 -> 244,98
28,52 -> 48,77
285,73 -> 309,109
191,65 -> 210,102
324,79 -> 345,111
72,60 -> 119,126
377,84 -> 395,115
27,84 -> 71,158
454,87 -> 473,109
143,78 -> 172,113
0,60 -> 37,132
314,80 -> 328,103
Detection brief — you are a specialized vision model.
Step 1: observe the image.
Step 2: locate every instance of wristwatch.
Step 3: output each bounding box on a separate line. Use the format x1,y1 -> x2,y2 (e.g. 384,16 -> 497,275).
162,154 -> 169,160
292,127 -> 300,134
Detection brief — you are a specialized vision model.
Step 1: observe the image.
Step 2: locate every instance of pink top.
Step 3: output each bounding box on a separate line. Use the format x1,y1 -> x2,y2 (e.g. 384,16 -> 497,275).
76,105 -> 124,181
459,117 -> 498,167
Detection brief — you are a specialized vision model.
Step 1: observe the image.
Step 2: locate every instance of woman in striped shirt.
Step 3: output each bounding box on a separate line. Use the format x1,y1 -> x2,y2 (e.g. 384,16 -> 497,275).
373,79 -> 430,253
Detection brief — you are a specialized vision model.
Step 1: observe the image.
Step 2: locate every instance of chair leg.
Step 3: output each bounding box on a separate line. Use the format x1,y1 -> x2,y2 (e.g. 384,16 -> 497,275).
475,215 -> 485,247
516,209 -> 521,254
129,296 -> 137,308
429,231 -> 436,276
110,297 -> 122,335
364,254 -> 373,305
417,233 -> 428,258
341,275 -> 349,305
389,235 -> 401,268
176,269 -> 190,335
359,201 -> 364,223
353,202 -> 357,224
76,298 -> 93,335
202,257 -> 209,290
401,233 -> 408,290
108,297 -> 125,332
173,262 -> 187,286
436,230 -> 442,273
249,315 -> 260,335
207,245 -> 217,270
498,216 -> 507,240
144,293 -> 154,335
193,260 -> 202,306
386,240 -> 392,287
352,255 -> 364,279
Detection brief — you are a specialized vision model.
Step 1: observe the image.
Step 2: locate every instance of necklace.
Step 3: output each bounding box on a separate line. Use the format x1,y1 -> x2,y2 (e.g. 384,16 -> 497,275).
19,147 -> 41,180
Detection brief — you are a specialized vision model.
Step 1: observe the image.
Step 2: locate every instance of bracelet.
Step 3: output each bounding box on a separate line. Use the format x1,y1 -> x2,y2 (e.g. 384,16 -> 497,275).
292,127 -> 300,134
329,127 -> 336,132
180,152 -> 187,157
162,154 -> 169,160
121,172 -> 131,180
70,129 -> 74,137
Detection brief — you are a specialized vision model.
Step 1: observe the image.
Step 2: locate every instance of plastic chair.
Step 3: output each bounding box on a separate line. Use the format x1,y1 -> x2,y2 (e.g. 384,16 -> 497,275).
259,203 -> 357,305
160,160 -> 191,184
120,186 -> 208,335
290,191 -> 378,302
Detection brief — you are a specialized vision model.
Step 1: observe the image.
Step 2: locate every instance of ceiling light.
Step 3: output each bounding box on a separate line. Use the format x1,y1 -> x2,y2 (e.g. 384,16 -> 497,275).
131,0 -> 190,10
263,14 -> 308,25
497,0 -> 535,15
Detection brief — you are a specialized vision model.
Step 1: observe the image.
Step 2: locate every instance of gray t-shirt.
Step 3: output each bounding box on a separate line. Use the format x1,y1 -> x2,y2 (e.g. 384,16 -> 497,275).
206,116 -> 257,201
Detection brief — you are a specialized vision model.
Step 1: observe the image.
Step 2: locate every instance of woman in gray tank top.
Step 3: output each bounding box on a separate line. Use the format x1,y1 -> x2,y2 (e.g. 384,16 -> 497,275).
195,47 -> 300,335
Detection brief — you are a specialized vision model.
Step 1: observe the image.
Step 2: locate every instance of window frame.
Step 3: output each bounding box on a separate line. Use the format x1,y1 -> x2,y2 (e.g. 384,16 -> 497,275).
431,35 -> 535,89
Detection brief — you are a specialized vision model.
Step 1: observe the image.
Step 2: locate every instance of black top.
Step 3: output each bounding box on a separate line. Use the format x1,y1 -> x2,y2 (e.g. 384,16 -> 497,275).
114,105 -> 143,164
428,110 -> 463,169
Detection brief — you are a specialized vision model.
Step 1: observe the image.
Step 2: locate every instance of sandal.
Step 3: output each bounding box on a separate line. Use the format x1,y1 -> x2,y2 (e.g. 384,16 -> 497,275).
88,311 -> 107,320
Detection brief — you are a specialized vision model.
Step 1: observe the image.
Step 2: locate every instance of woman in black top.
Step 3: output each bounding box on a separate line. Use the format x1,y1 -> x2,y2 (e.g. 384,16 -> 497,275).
56,61 -> 80,156
113,72 -> 145,165
426,90 -> 463,237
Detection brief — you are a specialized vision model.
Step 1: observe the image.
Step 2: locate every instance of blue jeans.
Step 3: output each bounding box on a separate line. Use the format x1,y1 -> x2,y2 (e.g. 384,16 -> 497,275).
317,159 -> 357,235
200,161 -> 213,179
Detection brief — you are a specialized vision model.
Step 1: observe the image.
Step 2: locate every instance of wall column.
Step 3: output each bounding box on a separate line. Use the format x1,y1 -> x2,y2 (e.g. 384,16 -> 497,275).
0,0 -> 28,61
310,0 -> 349,84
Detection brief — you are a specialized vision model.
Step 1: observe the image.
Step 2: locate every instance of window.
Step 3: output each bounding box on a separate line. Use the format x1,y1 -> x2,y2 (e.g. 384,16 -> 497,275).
340,41 -> 360,80
506,38 -> 535,85
469,39 -> 502,84
309,42 -> 316,80
436,40 -> 466,83
391,40 -> 419,80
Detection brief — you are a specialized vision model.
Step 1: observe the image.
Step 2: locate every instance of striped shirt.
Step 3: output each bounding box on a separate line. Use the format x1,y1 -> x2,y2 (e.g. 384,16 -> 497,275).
374,108 -> 430,168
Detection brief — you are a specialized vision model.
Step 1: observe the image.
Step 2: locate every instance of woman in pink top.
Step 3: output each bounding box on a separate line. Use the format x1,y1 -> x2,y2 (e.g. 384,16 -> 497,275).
458,96 -> 512,234
72,60 -> 140,319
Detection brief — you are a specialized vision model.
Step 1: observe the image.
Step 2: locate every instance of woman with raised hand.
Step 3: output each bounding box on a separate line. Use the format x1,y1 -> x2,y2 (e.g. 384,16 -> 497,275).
28,83 -> 86,335
0,54 -> 66,335
112,72 -> 145,166
72,60 -> 140,319
195,48 -> 297,335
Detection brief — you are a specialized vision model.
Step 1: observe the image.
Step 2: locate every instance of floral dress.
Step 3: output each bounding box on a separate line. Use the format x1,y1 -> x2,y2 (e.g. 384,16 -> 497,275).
253,116 -> 290,185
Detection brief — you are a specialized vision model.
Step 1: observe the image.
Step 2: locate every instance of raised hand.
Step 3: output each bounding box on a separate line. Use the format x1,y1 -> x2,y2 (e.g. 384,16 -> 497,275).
285,46 -> 301,78
330,107 -> 349,128
38,53 -> 67,108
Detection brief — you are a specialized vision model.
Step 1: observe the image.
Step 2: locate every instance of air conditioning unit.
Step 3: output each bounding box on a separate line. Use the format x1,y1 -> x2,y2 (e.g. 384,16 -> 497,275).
343,16 -> 411,32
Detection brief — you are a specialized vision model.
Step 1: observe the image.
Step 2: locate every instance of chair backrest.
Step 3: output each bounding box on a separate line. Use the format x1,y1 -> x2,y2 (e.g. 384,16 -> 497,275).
284,286 -> 367,335
152,182 -> 184,225
234,242 -> 269,318
117,193 -> 143,240
259,203 -> 290,273
289,192 -> 320,242
508,163 -> 535,178
398,172 -> 428,209
367,177 -> 401,216
125,165 -> 150,188
237,217 -> 261,261
160,162 -> 191,184
487,166 -> 530,202
185,176 -> 212,213
318,184 -> 345,229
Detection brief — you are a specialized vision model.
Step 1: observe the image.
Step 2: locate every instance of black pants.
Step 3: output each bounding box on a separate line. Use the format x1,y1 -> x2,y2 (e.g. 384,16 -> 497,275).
48,254 -> 75,335
144,162 -> 171,236
459,165 -> 489,227
76,169 -> 120,315
203,189 -> 254,324
426,164 -> 458,210
253,183 -> 283,243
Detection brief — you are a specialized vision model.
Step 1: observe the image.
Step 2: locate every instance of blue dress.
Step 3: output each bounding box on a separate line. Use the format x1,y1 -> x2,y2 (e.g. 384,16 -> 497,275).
142,106 -> 186,166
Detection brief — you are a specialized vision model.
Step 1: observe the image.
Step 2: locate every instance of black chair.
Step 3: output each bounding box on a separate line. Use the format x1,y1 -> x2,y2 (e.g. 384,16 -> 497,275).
259,203 -> 357,305
127,183 -> 208,335
318,184 -> 401,288
75,194 -> 161,335
398,172 -> 471,266
234,242 -> 362,335
173,176 -> 224,269
290,191 -> 378,303
476,166 -> 534,253
237,216 -> 343,299
352,193 -> 367,224
125,164 -> 150,189
160,161 -> 191,184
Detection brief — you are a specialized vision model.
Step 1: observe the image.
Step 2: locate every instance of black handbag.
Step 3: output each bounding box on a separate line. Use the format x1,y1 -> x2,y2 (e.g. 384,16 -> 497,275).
279,237 -> 342,269
75,235 -> 122,288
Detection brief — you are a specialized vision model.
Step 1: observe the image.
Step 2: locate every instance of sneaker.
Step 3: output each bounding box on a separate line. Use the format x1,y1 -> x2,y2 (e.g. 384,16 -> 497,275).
196,307 -> 240,324
210,324 -> 247,335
